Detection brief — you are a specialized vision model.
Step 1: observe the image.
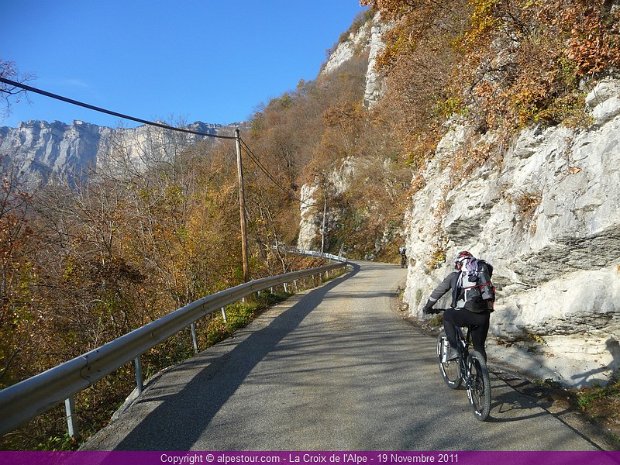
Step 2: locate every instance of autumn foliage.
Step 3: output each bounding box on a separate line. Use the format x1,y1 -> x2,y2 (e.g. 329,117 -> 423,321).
243,52 -> 411,259
0,130 -> 321,448
363,0 -> 619,154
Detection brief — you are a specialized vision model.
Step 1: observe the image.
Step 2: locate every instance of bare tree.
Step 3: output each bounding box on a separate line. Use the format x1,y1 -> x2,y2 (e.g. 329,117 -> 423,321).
0,60 -> 32,118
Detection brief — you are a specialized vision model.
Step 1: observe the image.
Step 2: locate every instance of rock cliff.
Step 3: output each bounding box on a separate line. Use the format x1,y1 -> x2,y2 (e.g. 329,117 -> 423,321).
403,79 -> 620,387
321,12 -> 388,108
0,120 -> 226,186
299,12 -> 388,250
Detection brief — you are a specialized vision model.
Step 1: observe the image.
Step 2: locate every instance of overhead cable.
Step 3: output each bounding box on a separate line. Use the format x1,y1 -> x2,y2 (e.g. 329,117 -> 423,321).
239,138 -> 320,209
0,77 -> 236,140
2,77 -> 323,209
239,138 -> 291,195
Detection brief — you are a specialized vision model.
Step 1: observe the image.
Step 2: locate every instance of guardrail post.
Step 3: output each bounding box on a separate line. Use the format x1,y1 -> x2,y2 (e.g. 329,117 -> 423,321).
221,307 -> 227,323
133,357 -> 143,395
64,396 -> 78,438
283,282 -> 288,293
190,322 -> 199,354
294,280 -> 298,292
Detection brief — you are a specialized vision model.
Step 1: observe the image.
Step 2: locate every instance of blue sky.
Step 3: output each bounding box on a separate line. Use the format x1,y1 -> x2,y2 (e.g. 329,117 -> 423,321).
1,1 -> 368,128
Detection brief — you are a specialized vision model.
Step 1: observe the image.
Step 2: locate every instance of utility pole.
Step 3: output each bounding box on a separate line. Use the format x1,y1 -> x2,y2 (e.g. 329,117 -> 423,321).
235,128 -> 249,281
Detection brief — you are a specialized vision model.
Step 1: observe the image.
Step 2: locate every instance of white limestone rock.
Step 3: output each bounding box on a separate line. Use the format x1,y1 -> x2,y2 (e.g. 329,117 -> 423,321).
0,120 -> 226,186
404,79 -> 620,387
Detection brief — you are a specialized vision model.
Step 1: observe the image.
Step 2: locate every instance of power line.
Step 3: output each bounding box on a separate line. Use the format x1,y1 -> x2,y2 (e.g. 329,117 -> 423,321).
1,77 -> 324,209
0,77 -> 237,140
1,77 -> 328,275
239,138 -> 291,195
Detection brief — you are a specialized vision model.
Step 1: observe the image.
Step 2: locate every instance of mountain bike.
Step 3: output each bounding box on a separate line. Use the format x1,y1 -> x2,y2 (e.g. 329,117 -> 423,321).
429,308 -> 491,421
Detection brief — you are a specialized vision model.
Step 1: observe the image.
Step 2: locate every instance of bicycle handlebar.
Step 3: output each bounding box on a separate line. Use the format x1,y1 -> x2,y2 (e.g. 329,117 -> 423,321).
425,307 -> 451,314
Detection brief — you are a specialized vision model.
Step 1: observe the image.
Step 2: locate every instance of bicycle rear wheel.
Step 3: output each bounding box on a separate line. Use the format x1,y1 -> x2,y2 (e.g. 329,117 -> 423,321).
437,330 -> 461,389
466,350 -> 491,421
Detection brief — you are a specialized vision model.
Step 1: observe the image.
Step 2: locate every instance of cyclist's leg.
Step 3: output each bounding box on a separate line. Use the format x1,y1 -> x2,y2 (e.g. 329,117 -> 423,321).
469,312 -> 491,362
445,308 -> 488,351
442,308 -> 459,349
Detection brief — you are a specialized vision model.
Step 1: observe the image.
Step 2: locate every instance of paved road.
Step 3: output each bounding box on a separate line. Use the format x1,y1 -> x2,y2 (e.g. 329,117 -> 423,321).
84,261 -> 601,450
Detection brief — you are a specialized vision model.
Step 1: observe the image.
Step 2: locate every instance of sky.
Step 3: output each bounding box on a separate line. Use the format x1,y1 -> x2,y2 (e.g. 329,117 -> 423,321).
1,1 -> 368,128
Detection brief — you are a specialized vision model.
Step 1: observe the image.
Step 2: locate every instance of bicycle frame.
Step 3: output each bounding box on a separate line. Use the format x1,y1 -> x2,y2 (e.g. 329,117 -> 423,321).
455,326 -> 476,390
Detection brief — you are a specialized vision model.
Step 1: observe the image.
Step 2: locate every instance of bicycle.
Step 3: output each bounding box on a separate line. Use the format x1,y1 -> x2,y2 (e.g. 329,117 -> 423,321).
428,308 -> 491,421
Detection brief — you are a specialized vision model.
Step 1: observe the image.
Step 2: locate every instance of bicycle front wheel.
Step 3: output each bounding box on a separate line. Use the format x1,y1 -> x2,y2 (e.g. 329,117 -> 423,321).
437,330 -> 461,389
466,350 -> 491,421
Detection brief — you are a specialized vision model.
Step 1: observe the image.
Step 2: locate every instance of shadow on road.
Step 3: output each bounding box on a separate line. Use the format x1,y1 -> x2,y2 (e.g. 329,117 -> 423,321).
112,264 -> 361,450
484,373 -> 605,450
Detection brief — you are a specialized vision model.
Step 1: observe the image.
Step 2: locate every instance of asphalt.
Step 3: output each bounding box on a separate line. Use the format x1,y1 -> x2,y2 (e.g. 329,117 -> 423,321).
83,261 -> 606,450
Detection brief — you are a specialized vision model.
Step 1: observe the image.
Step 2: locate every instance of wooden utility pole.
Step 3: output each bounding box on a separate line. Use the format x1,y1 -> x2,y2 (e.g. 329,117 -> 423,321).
235,128 -> 249,281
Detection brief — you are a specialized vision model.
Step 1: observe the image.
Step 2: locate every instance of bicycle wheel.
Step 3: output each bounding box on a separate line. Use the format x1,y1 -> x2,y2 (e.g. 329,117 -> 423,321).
466,350 -> 491,421
436,330 -> 461,389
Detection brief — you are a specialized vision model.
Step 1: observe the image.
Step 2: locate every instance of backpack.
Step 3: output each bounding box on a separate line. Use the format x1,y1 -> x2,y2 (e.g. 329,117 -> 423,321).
457,259 -> 496,312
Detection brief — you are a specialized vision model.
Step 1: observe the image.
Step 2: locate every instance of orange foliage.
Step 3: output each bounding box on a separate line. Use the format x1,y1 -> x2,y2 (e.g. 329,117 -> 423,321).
366,0 -> 619,135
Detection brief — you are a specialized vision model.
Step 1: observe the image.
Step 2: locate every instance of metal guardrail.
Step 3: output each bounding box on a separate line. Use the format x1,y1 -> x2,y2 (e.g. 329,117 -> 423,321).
0,252 -> 348,437
282,247 -> 343,263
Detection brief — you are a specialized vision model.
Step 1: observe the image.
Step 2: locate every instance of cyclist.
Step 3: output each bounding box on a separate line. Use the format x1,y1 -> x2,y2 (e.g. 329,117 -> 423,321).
421,251 -> 492,361
399,246 -> 407,268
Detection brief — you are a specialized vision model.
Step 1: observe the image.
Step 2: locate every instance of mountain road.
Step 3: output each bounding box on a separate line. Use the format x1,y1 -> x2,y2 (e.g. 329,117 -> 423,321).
83,261 -> 603,450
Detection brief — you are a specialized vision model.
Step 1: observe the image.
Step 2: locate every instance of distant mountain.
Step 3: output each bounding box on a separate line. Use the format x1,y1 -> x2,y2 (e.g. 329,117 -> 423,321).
0,120 -> 236,187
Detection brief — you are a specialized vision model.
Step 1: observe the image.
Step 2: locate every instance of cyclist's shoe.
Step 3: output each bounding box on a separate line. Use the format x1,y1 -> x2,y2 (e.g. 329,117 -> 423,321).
444,345 -> 459,362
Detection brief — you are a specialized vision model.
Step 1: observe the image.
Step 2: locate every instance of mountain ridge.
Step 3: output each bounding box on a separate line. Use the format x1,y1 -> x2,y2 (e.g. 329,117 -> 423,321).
0,119 -> 236,186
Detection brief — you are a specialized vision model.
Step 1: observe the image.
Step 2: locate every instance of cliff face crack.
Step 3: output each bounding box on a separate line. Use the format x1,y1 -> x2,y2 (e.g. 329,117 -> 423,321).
513,228 -> 620,286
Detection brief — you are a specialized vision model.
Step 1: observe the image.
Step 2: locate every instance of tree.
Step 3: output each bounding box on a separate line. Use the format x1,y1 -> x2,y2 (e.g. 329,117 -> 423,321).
0,156 -> 35,388
0,60 -> 32,118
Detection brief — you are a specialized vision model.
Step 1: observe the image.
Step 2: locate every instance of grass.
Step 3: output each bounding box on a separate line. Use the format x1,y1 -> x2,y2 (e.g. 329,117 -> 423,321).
572,378 -> 620,445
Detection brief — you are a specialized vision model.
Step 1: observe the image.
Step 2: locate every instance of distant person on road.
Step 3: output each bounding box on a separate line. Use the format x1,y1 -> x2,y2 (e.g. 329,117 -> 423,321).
399,246 -> 407,268
421,251 -> 494,361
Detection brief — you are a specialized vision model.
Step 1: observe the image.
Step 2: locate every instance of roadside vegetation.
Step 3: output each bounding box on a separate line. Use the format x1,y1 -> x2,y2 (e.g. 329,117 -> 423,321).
1,257 -> 340,450
572,379 -> 620,446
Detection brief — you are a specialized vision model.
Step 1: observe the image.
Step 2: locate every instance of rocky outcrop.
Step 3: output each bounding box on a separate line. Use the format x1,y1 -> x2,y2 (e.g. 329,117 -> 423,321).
403,79 -> 620,387
320,12 -> 388,108
299,13 -> 390,249
363,14 -> 389,108
296,158 -> 357,251
298,183 -> 321,251
321,20 -> 372,75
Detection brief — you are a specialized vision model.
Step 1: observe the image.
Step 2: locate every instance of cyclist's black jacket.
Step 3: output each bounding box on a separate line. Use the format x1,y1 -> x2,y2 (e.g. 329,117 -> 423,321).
428,271 -> 461,308
428,269 -> 491,313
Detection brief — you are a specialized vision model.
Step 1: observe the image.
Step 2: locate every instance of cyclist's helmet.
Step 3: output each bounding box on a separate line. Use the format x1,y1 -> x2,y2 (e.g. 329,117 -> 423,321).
454,250 -> 473,270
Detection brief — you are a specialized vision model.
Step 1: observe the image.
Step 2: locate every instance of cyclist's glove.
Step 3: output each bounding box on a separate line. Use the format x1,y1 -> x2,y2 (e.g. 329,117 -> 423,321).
422,300 -> 435,314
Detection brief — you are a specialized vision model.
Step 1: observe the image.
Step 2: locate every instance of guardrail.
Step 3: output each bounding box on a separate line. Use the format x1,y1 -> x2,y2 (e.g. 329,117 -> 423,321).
0,251 -> 348,437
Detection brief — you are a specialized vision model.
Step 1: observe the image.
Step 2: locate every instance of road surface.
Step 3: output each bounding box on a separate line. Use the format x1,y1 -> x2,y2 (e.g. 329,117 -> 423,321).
84,261 -> 602,450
